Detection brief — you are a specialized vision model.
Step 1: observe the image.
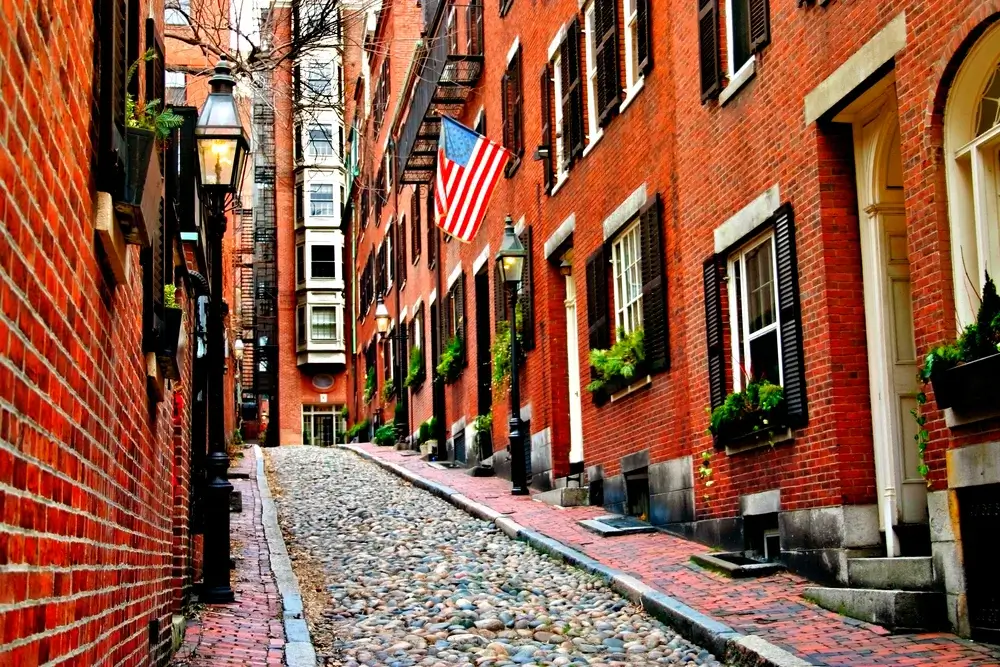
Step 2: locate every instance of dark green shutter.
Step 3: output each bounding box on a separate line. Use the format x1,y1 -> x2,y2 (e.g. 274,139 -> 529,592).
748,0 -> 770,54
639,196 -> 668,371
518,227 -> 535,350
698,0 -> 721,102
586,247 -> 611,353
566,18 -> 585,159
457,272 -> 467,366
494,263 -> 508,332
636,0 -> 652,74
703,255 -> 726,409
540,65 -> 554,193
594,0 -> 620,127
774,205 -> 807,427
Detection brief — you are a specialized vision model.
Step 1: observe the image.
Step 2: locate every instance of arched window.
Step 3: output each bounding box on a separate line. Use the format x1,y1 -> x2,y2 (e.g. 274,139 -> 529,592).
944,23 -> 1000,325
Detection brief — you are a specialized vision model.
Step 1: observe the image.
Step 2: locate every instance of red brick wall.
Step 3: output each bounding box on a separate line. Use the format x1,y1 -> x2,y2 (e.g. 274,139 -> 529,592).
0,0 -> 200,663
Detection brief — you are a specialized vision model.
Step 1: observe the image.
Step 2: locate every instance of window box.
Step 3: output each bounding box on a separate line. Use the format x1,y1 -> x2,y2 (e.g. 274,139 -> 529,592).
113,127 -> 161,248
157,307 -> 183,381
931,352 -> 1000,412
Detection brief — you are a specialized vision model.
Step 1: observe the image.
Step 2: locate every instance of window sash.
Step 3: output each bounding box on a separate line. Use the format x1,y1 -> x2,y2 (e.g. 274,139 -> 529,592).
310,245 -> 338,279
728,232 -> 783,390
584,5 -> 601,143
308,125 -> 334,156
310,184 -> 335,216
165,0 -> 189,24
552,54 -> 567,176
623,0 -> 641,88
307,64 -> 332,94
311,307 -> 340,341
611,221 -> 643,335
725,0 -> 752,76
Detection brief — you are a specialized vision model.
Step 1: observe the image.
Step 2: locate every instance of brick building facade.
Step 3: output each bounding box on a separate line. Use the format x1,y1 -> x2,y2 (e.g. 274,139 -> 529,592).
344,0 -> 1000,638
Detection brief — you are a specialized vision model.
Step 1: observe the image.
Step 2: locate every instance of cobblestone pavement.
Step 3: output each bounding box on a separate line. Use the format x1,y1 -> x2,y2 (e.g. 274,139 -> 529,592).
349,443 -> 1000,667
267,445 -> 730,667
171,448 -> 286,666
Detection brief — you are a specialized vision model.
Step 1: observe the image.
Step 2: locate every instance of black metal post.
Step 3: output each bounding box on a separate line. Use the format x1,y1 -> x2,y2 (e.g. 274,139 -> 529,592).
395,326 -> 409,444
507,282 -> 528,495
201,191 -> 235,603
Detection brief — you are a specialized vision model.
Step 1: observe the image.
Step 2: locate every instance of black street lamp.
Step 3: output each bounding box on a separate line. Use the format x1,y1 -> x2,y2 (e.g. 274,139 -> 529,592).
496,216 -> 529,496
195,60 -> 249,604
375,296 -> 410,445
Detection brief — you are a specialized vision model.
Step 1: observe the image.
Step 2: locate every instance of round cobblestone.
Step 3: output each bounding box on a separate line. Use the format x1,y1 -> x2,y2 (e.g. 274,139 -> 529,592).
268,446 -> 729,667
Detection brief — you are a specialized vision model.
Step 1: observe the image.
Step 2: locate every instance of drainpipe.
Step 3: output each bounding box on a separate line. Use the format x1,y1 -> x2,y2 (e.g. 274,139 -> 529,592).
884,487 -> 896,558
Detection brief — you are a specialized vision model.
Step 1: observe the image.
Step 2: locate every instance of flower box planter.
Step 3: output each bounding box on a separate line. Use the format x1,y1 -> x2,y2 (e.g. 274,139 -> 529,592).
113,128 -> 161,248
931,352 -> 1000,412
157,308 -> 183,381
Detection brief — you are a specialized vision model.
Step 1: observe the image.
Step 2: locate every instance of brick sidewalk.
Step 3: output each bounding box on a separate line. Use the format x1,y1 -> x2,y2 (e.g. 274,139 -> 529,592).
352,443 -> 1000,667
171,449 -> 286,666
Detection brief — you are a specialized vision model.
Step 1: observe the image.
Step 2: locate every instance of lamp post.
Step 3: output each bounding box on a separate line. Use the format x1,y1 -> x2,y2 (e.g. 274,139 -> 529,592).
195,59 -> 249,604
496,216 -> 529,496
375,296 -> 410,445
233,339 -> 245,432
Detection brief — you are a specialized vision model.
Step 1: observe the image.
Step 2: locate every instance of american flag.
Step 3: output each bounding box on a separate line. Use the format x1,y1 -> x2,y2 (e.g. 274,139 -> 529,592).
435,116 -> 511,243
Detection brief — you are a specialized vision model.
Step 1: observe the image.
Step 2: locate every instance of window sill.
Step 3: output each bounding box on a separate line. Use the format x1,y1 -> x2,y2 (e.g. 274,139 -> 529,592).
719,58 -> 756,106
608,374 -> 652,403
550,173 -> 569,196
945,404 -> 1000,428
721,426 -> 793,456
618,77 -> 646,114
582,130 -> 604,158
505,156 -> 522,178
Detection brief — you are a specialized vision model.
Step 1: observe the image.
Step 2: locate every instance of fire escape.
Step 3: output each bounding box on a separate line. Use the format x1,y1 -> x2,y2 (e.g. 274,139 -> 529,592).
252,69 -> 280,441
235,206 -> 256,408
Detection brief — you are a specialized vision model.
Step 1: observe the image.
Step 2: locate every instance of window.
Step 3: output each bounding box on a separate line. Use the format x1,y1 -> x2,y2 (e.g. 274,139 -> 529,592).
311,307 -> 341,342
544,18 -> 584,189
296,184 -> 305,223
466,0 -> 483,55
384,325 -> 395,383
584,3 -> 602,144
310,184 -> 335,217
411,186 -> 422,261
306,62 -> 332,96
308,124 -> 334,157
447,7 -> 459,55
311,245 -> 338,279
385,228 -> 393,288
728,233 -> 781,389
373,58 -> 390,138
165,71 -> 186,105
724,0 -> 769,79
165,0 -> 189,24
398,216 -> 407,283
501,46 -> 524,173
296,245 -> 305,284
297,306 -> 307,345
552,52 -> 566,177
611,221 -> 643,335
593,0 -> 620,127
294,124 -> 303,162
622,0 -> 650,92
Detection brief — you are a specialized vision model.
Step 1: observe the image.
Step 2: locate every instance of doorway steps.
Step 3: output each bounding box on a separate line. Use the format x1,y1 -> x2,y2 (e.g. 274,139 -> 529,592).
803,556 -> 946,631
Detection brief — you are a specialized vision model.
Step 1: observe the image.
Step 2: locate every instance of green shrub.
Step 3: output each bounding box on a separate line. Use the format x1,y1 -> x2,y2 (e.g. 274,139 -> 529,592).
474,412 -> 493,433
164,284 -> 180,309
363,367 -> 376,403
405,346 -> 426,388
381,377 -> 396,403
585,328 -> 645,394
491,308 -> 526,392
418,416 -> 438,443
436,336 -> 464,384
374,424 -> 396,447
709,379 -> 785,438
920,272 -> 1000,384
346,418 -> 370,441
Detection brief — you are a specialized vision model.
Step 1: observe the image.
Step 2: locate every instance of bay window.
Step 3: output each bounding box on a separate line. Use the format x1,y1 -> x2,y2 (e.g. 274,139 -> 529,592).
310,245 -> 338,279
311,307 -> 341,342
310,183 -> 335,217
308,124 -> 334,157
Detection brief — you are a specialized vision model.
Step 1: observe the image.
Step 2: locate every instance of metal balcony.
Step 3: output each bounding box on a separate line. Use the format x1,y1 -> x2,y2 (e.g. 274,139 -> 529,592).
398,1 -> 484,184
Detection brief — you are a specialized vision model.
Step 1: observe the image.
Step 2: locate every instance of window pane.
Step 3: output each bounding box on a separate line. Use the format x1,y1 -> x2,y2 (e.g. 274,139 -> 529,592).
311,308 -> 339,341
308,125 -> 334,156
297,308 -> 306,345
746,241 -> 775,333
731,0 -> 751,72
296,245 -> 305,283
310,184 -> 335,216
748,328 -> 780,385
311,245 -> 338,279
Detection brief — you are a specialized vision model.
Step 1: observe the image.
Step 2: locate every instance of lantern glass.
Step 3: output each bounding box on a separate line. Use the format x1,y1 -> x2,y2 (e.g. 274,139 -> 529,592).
375,299 -> 391,334
495,218 -> 526,284
198,138 -> 239,187
195,61 -> 249,192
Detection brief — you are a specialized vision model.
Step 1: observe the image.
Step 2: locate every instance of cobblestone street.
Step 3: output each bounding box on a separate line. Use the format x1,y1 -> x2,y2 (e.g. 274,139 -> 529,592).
267,446 -> 728,667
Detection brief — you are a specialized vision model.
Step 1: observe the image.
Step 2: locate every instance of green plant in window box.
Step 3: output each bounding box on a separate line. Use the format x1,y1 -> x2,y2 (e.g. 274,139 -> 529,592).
405,345 -> 426,388
158,283 -> 184,380
708,377 -> 785,443
585,328 -> 645,396
374,424 -> 396,447
491,303 -> 527,393
345,418 -> 370,441
363,367 -> 377,403
435,335 -> 464,384
381,377 -> 396,403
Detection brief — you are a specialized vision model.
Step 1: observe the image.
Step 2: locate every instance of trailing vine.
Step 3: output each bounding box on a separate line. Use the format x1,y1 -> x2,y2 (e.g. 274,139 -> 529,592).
909,394 -> 930,480
363,367 -> 376,403
698,450 -> 714,501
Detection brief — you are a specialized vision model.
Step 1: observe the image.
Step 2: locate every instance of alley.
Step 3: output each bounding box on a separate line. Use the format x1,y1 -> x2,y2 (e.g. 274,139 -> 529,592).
266,446 -> 728,667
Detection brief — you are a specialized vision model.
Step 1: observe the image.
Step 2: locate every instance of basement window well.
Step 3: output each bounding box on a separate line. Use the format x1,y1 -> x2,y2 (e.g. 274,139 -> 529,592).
624,467 -> 649,521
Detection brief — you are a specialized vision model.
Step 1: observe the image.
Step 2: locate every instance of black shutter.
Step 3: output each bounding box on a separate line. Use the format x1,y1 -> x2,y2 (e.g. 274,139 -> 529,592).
594,0 -> 620,127
586,247 -> 610,353
494,263 -> 508,332
518,227 -> 535,350
748,0 -> 770,54
294,64 -> 302,103
566,18 -> 585,159
774,205 -> 807,427
96,0 -> 128,193
411,186 -> 422,259
457,273 -> 467,366
703,256 -> 726,410
639,196 -> 668,372
145,19 -> 165,104
398,219 -> 407,283
540,65 -> 554,193
501,69 -> 511,150
698,0 -> 721,102
636,0 -> 652,74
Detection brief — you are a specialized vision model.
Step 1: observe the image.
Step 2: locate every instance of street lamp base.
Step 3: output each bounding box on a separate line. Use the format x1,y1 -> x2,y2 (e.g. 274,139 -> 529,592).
200,584 -> 236,604
511,486 -> 530,496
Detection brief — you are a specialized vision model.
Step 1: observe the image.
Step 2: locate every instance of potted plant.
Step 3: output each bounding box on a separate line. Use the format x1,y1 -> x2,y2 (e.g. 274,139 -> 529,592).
363,367 -> 377,403
418,416 -> 438,456
436,336 -> 464,384
920,273 -> 1000,411
374,424 -> 396,447
709,377 -> 786,446
404,345 -> 426,388
585,328 -> 646,403
158,284 -> 183,380
473,412 -> 493,462
117,50 -> 185,245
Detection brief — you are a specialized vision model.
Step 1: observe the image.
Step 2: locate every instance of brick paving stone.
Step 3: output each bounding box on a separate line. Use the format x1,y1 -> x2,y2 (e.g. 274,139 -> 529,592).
353,443 -> 1000,667
171,450 -> 286,666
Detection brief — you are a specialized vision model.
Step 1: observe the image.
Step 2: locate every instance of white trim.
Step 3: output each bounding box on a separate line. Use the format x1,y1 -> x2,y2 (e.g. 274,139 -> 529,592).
447,263 -> 463,290
473,106 -> 485,133
473,244 -> 492,273
719,57 -> 756,106
547,24 -> 568,61
400,306 -> 408,321
412,297 -> 423,313
804,12 -> 907,125
429,289 -> 437,305
514,215 -> 526,237
544,213 -> 576,259
619,77 -> 646,113
602,184 -> 647,240
713,185 -> 781,252
506,37 -> 521,65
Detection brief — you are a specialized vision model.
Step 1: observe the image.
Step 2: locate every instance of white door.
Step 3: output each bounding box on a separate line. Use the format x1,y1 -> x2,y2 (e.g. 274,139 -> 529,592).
565,271 -> 585,463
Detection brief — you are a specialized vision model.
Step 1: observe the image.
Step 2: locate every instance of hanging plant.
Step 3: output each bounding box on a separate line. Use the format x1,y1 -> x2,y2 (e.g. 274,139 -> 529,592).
708,378 -> 785,441
405,345 -> 426,388
126,50 -> 184,143
363,367 -> 377,403
435,336 -> 464,384
586,328 -> 645,394
491,303 -> 526,393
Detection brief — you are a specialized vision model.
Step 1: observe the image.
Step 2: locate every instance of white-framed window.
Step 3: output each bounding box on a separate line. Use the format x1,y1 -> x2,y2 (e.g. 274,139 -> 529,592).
611,220 -> 643,335
297,306 -> 307,345
302,405 -> 343,446
552,52 -> 568,178
385,223 -> 394,288
306,62 -> 332,96
583,2 -> 602,146
310,245 -> 338,279
165,71 -> 186,105
622,0 -> 642,91
310,184 -> 335,217
311,306 -> 341,342
727,232 -> 782,390
165,0 -> 190,24
412,307 -> 423,350
296,244 -> 305,284
308,124 -> 334,157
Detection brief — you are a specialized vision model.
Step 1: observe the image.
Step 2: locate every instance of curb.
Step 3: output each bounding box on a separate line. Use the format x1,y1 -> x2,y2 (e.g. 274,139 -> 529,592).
255,445 -> 318,667
340,444 -> 816,667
